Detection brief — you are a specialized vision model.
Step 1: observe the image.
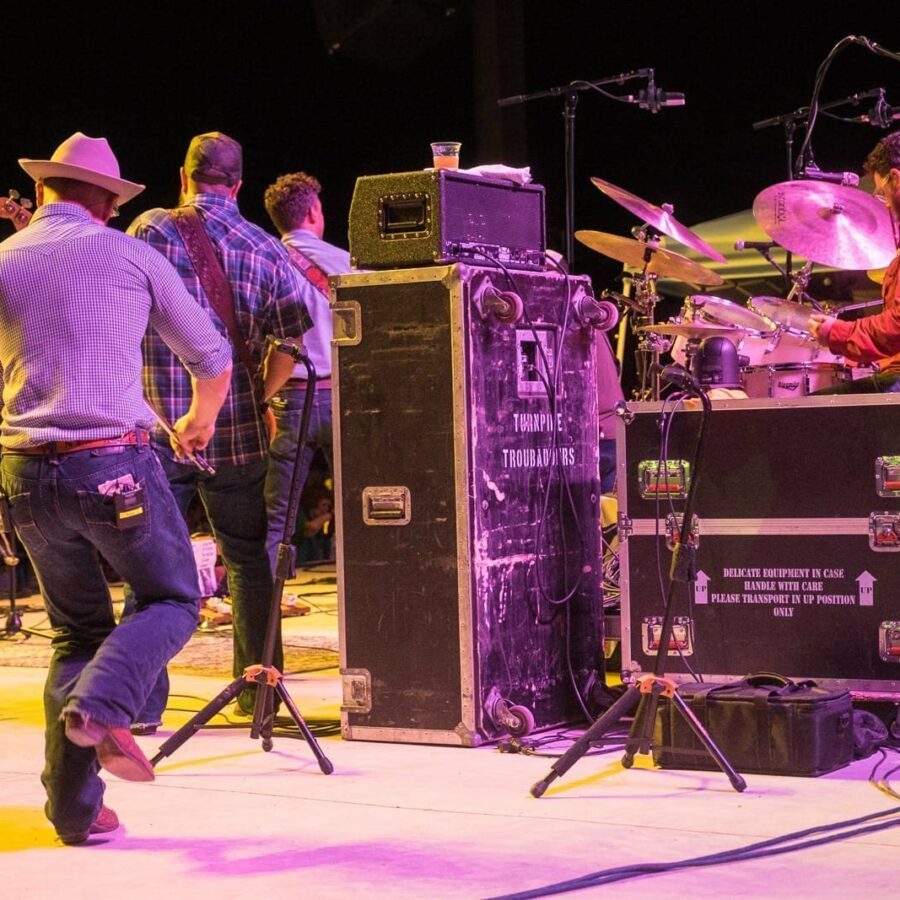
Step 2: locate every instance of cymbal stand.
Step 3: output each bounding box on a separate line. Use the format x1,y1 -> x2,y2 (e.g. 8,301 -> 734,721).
628,238 -> 669,401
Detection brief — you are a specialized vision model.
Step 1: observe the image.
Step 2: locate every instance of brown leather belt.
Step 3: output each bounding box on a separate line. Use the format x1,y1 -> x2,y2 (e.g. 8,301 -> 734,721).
10,429 -> 150,456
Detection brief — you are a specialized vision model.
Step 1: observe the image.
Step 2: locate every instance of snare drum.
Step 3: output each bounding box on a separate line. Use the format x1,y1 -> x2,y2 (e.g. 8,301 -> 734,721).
669,295 -> 771,366
741,363 -> 850,398
694,295 -> 775,334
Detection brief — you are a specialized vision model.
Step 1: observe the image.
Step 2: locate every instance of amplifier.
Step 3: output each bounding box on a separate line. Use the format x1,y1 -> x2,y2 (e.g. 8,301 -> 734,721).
348,169 -> 546,271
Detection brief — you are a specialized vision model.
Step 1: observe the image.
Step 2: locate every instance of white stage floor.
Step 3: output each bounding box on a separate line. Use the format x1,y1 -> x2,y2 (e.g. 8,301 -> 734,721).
2,567 -> 899,898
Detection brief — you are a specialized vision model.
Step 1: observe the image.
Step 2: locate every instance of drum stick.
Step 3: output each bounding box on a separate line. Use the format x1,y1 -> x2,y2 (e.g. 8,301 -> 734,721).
143,399 -> 216,476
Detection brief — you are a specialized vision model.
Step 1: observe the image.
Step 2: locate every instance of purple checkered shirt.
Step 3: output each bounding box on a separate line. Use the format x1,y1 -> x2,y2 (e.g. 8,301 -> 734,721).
128,194 -> 314,467
0,203 -> 232,448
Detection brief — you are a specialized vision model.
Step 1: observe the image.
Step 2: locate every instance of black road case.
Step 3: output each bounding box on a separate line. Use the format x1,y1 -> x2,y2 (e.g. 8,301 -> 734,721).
332,264 -> 604,745
617,395 -> 900,697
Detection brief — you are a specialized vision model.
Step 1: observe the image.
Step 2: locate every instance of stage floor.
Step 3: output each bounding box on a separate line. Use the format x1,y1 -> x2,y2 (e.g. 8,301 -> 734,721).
1,566 -> 899,898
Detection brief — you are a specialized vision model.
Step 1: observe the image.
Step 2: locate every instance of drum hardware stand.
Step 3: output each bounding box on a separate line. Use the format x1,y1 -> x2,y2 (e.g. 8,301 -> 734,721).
150,340 -> 333,775
0,491 -> 51,640
626,232 -> 669,401
530,380 -> 747,797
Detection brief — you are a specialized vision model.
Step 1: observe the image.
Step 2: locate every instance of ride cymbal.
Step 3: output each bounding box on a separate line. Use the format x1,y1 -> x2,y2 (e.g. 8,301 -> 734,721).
636,322 -> 746,340
590,176 -> 728,264
753,180 -> 896,270
575,230 -> 724,286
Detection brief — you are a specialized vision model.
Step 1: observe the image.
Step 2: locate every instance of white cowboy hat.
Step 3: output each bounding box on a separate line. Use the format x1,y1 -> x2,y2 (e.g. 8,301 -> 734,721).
18,132 -> 145,204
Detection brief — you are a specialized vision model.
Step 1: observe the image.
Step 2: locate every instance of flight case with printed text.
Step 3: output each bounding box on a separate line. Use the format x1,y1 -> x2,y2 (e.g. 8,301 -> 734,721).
331,264 -> 605,745
617,394 -> 900,698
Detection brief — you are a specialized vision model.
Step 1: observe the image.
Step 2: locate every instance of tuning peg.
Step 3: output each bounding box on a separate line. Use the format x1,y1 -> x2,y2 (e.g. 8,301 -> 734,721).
21,198 -> 33,209
8,189 -> 20,200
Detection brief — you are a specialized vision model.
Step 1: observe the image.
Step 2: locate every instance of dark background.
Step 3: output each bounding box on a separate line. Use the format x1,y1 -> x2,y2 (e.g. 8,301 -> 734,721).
2,2 -> 897,305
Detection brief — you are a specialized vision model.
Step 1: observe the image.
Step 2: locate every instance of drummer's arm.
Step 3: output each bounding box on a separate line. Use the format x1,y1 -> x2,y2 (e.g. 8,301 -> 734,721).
811,307 -> 900,363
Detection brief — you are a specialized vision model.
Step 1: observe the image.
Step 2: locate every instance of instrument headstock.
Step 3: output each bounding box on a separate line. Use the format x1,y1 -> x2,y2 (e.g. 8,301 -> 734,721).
1,190 -> 33,231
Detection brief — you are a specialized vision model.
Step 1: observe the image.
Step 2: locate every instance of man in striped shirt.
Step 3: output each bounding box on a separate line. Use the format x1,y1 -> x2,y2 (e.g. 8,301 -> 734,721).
262,172 -> 351,572
0,132 -> 232,844
128,132 -> 315,726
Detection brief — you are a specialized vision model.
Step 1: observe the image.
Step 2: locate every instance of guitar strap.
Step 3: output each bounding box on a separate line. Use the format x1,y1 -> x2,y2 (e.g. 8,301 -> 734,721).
169,206 -> 259,388
283,244 -> 330,298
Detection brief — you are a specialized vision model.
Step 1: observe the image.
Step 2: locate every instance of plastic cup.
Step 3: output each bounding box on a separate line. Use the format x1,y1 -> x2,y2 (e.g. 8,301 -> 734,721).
431,141 -> 461,170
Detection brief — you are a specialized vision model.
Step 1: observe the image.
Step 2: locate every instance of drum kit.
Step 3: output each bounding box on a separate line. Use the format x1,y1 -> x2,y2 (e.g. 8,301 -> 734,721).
579,175 -> 897,399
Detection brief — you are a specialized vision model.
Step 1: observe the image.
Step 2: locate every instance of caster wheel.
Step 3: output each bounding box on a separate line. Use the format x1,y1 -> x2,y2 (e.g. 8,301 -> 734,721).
507,704 -> 536,737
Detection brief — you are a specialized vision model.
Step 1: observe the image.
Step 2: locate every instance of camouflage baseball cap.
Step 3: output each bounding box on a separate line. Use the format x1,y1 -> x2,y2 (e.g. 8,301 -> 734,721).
184,131 -> 242,186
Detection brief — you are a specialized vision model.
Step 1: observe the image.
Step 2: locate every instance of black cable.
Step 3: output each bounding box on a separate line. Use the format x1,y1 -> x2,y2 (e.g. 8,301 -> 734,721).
490,805 -> 900,899
474,250 -> 603,726
568,79 -> 640,106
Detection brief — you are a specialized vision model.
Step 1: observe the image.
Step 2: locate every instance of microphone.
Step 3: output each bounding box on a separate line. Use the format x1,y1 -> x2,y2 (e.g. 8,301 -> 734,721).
800,166 -> 860,187
735,239 -> 778,252
636,86 -> 685,112
627,71 -> 685,112
651,362 -> 703,394
601,288 -> 646,315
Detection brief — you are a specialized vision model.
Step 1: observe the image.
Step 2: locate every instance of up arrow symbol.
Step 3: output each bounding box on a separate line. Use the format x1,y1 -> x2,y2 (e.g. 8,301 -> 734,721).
694,570 -> 709,605
857,571 -> 877,607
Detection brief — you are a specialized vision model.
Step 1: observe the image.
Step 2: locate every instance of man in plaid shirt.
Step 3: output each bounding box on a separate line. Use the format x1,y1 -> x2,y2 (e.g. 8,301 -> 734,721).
128,132 -> 315,727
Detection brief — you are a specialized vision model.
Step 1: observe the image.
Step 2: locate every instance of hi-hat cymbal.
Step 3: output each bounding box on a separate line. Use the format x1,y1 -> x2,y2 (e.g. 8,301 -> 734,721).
636,322 -> 745,340
590,176 -> 728,264
753,180 -> 896,270
575,230 -> 724,286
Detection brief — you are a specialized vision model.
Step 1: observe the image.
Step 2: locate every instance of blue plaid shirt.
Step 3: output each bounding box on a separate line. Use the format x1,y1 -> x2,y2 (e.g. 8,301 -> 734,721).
129,194 -> 314,467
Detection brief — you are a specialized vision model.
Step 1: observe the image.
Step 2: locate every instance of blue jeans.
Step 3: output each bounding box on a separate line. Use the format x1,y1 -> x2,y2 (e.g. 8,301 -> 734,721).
264,385 -> 333,573
125,444 -> 279,719
0,444 -> 200,838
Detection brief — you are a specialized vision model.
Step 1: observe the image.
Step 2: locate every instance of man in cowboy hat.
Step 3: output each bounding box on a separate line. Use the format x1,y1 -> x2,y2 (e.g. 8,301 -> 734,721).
127,132 -> 315,726
0,132 -> 233,844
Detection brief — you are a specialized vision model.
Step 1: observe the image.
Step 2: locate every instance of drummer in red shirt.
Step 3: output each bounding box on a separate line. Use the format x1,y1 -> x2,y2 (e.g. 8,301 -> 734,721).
809,131 -> 900,392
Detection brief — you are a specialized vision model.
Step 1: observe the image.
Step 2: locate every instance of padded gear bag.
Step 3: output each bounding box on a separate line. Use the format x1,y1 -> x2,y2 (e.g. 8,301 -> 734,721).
653,673 -> 854,776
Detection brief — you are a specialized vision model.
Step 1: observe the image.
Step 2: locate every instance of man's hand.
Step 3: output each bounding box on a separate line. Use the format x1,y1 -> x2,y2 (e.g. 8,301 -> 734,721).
171,413 -> 216,456
808,313 -> 836,347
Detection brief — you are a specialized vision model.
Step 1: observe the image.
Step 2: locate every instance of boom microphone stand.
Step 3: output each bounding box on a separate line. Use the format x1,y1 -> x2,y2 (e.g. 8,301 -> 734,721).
498,68 -> 655,270
531,372 -> 746,796
150,340 -> 333,774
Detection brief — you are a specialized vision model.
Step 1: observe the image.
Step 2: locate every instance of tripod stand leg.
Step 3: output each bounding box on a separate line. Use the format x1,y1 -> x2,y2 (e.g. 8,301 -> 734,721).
670,691 -> 747,792
275,680 -> 334,774
151,676 -> 247,766
621,689 -> 659,768
531,684 -> 640,797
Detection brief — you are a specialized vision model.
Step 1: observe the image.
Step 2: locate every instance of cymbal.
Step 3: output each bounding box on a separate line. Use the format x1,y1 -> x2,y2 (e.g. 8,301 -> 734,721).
636,322 -> 745,340
753,181 -> 897,270
590,176 -> 728,264
575,230 -> 724,286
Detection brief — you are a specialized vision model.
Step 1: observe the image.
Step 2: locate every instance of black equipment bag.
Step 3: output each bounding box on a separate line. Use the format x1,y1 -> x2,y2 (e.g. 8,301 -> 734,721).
653,673 -> 854,776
